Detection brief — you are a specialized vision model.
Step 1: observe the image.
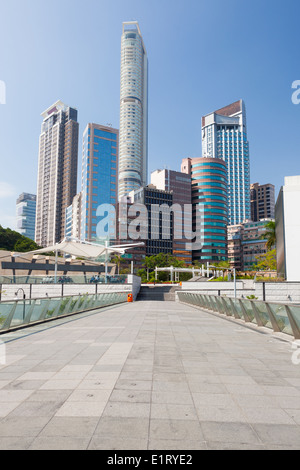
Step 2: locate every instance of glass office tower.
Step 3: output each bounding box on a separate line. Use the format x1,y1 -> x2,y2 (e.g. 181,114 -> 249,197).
202,100 -> 250,225
80,124 -> 118,242
118,21 -> 148,200
16,193 -> 36,241
182,157 -> 228,263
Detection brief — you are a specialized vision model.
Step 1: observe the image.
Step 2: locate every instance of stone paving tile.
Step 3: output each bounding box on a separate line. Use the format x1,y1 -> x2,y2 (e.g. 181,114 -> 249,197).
88,437 -> 148,450
148,439 -> 207,450
29,436 -> 91,450
150,419 -> 204,442
200,421 -> 262,446
0,299 -> 300,449
38,416 -> 98,437
0,436 -> 35,450
94,416 -> 149,439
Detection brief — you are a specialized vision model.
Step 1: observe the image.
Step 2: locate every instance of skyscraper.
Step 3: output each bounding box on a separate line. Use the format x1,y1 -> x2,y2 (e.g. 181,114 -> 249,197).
16,193 -> 36,241
118,21 -> 148,200
250,182 -> 275,222
35,100 -> 79,247
151,168 -> 192,263
182,157 -> 228,264
80,124 -> 118,242
202,100 -> 250,225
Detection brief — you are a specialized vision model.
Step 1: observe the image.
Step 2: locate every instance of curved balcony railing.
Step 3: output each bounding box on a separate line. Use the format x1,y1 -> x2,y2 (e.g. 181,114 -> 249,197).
178,291 -> 300,340
0,291 -> 128,334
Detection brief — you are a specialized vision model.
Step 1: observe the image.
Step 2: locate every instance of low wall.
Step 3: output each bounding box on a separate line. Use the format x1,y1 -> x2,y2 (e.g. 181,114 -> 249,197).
0,283 -> 132,301
179,280 -> 300,304
127,275 -> 142,300
0,274 -> 142,302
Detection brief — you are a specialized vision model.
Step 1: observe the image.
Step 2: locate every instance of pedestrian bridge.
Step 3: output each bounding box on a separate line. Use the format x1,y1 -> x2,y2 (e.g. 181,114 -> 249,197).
0,289 -> 300,450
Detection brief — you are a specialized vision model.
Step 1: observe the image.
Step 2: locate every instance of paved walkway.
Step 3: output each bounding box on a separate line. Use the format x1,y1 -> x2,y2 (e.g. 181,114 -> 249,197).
0,300 -> 300,450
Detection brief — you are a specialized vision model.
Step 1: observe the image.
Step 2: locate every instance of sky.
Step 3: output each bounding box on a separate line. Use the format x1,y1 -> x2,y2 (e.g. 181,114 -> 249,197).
0,0 -> 299,230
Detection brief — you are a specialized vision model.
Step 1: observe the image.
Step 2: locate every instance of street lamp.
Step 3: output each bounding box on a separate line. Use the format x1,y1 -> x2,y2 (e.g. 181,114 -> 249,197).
14,288 -> 26,320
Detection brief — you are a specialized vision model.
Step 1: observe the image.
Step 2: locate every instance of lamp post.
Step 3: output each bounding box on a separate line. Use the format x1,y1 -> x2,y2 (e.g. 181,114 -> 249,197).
15,288 -> 26,320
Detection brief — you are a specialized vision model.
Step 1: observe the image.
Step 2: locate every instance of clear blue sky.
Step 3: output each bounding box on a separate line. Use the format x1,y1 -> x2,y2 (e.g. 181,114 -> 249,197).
0,0 -> 299,230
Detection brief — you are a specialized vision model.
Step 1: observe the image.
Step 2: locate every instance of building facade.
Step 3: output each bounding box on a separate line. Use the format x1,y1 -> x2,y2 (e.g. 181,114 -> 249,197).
80,124 -> 118,243
227,224 -> 244,271
276,175 -> 300,281
151,169 -> 192,263
16,193 -> 36,241
202,100 -> 250,225
129,185 -> 173,257
35,100 -> 79,247
118,21 -> 148,200
227,219 -> 274,271
182,157 -> 228,264
242,219 -> 273,271
250,182 -> 275,222
65,192 -> 82,240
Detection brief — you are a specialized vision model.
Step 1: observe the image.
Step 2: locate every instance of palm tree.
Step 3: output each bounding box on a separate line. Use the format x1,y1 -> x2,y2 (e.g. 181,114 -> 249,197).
111,254 -> 122,275
262,220 -> 276,251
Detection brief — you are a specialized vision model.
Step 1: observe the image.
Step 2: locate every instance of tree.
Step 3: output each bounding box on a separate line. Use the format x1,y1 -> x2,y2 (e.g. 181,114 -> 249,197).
262,220 -> 276,251
0,225 -> 41,252
140,253 -> 187,283
254,249 -> 277,271
14,238 -> 40,253
111,254 -> 123,275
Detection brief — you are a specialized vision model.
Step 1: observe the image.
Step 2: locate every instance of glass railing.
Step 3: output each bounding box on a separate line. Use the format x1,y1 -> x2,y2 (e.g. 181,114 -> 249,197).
178,291 -> 300,340
0,275 -> 128,285
0,291 -> 129,333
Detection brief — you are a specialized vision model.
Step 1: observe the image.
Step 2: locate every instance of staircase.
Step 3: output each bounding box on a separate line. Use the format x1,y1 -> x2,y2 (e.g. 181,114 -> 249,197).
137,285 -> 180,301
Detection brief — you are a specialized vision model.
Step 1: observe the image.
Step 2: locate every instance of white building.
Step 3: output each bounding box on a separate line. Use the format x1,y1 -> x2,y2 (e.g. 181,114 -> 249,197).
202,100 -> 251,225
276,175 -> 300,281
118,21 -> 148,200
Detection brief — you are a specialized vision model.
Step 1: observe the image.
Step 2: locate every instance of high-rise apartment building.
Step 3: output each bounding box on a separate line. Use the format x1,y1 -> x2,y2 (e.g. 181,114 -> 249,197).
16,193 -> 36,241
118,21 -> 148,200
182,157 -> 228,264
80,124 -> 118,242
151,169 -> 192,263
35,100 -> 79,247
202,100 -> 250,225
250,182 -> 275,222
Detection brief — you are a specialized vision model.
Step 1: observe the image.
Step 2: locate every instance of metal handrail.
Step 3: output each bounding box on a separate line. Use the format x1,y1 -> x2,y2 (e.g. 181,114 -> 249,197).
0,291 -> 129,334
178,291 -> 300,340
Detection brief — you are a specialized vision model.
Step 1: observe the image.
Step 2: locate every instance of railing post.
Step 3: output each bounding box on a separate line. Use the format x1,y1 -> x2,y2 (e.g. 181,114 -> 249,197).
284,305 -> 300,340
250,301 -> 265,327
265,303 -> 282,333
238,299 -> 252,323
228,298 -> 241,319
23,300 -> 37,325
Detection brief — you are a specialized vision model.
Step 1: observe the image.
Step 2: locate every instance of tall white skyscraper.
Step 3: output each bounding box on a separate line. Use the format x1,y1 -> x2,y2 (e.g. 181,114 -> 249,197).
118,21 -> 148,200
202,100 -> 251,225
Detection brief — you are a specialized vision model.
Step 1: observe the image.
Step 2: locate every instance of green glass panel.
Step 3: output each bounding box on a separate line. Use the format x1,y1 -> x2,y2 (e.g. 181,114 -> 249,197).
0,302 -> 15,330
253,301 -> 272,328
241,299 -> 256,323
